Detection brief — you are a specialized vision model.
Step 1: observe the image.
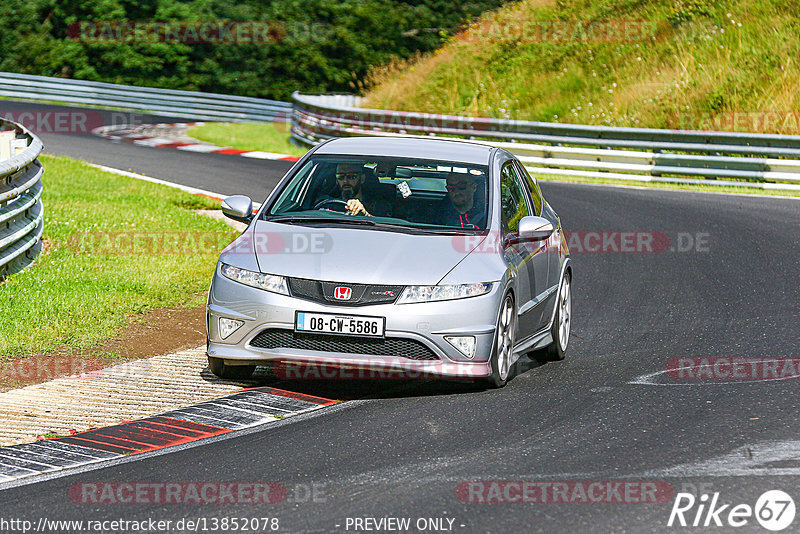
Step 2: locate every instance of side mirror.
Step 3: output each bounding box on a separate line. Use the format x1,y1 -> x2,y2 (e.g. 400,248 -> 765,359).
221,195 -> 254,223
518,215 -> 554,241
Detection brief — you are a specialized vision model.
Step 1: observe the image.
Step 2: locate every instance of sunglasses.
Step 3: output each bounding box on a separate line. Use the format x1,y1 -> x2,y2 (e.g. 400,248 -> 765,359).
336,172 -> 361,180
446,182 -> 472,192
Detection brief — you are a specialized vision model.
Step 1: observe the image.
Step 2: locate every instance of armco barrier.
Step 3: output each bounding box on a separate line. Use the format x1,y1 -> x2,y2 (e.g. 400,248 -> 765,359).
0,72 -> 292,123
0,118 -> 44,279
3,73 -> 799,191
291,92 -> 800,191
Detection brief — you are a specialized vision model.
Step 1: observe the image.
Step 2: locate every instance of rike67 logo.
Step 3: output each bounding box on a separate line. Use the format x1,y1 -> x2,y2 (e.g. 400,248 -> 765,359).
668,490 -> 796,531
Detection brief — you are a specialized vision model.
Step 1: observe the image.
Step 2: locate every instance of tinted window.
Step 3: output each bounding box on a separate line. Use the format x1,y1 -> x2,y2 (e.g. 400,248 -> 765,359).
500,163 -> 530,234
515,161 -> 543,215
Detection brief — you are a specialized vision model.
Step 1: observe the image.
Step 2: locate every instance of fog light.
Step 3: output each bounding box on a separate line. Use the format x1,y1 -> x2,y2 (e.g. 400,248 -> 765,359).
445,335 -> 476,359
219,317 -> 244,340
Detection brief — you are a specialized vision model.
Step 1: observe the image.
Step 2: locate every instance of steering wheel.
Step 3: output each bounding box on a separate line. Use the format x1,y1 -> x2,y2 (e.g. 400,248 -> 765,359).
313,198 -> 350,213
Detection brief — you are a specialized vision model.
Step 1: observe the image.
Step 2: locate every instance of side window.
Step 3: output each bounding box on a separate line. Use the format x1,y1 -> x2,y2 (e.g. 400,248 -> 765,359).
500,163 -> 530,234
514,161 -> 543,215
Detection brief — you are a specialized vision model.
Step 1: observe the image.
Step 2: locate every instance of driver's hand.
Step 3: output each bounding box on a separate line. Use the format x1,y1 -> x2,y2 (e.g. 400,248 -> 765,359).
345,199 -> 371,216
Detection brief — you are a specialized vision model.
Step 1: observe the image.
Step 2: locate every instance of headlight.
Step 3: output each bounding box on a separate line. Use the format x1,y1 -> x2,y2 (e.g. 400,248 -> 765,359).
397,283 -> 493,304
220,264 -> 289,295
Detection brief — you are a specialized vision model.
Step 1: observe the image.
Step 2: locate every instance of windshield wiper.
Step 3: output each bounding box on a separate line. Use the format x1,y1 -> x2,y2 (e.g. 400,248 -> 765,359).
264,215 -> 327,223
264,215 -> 376,226
265,216 -> 483,235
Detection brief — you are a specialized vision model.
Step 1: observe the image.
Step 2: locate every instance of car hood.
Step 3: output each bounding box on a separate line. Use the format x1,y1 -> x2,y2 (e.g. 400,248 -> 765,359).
235,220 -> 488,285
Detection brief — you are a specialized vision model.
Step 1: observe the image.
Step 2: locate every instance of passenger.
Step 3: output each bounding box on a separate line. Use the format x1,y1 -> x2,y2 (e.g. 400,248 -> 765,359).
437,172 -> 486,229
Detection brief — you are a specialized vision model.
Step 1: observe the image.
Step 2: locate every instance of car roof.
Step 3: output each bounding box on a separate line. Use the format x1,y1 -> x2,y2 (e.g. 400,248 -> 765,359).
312,136 -> 494,166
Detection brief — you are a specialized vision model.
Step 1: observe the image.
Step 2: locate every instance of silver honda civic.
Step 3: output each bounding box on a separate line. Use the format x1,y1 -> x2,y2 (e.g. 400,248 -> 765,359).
206,137 -> 571,387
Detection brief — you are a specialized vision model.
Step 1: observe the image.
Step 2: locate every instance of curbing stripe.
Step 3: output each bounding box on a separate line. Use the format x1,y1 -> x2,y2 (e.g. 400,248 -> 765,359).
0,452 -> 61,472
0,449 -> 66,468
0,387 -> 336,484
145,416 -> 232,435
0,446 -> 92,468
201,400 -> 282,420
175,144 -> 226,153
250,386 -> 338,406
56,436 -> 141,455
163,405 -> 265,428
0,462 -> 41,478
92,123 -> 302,161
224,394 -> 316,414
27,441 -> 118,460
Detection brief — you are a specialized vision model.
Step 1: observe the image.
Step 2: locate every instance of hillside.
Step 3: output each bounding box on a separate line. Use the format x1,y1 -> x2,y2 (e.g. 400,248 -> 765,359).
0,0 -> 510,100
363,0 -> 800,133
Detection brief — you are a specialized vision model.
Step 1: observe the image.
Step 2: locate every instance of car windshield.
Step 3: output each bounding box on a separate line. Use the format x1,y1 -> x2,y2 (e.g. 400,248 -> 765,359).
264,155 -> 490,232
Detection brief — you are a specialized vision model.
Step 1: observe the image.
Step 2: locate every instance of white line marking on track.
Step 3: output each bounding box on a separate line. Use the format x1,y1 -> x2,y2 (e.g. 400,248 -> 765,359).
88,164 -> 263,210
628,367 -> 796,386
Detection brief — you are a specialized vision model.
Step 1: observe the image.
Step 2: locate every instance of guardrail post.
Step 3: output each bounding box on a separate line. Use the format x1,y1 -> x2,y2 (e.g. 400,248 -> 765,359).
0,119 -> 45,280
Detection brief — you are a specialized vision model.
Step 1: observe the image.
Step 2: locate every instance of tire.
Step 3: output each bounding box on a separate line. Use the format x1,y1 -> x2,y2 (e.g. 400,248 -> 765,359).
532,271 -> 572,362
487,293 -> 516,388
207,356 -> 256,380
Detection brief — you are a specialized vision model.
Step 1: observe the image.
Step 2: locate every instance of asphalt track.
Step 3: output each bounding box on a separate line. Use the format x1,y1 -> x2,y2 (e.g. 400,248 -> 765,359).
2,100 -> 800,533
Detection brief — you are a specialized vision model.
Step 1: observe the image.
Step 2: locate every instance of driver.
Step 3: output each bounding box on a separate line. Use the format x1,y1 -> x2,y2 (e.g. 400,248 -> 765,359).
332,162 -> 391,217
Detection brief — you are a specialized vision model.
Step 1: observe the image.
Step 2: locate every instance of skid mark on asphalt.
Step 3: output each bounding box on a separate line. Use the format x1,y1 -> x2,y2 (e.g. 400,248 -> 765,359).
0,387 -> 334,483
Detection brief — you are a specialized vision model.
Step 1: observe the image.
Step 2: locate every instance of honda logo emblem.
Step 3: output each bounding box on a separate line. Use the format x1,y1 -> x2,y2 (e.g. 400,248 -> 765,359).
333,286 -> 352,300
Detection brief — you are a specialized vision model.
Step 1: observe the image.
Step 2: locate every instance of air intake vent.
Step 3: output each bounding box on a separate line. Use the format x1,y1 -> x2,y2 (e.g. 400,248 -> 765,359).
250,329 -> 439,360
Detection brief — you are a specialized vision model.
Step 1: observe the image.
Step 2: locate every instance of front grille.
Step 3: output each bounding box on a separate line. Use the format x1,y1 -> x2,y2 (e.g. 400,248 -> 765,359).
250,329 -> 439,360
288,277 -> 403,307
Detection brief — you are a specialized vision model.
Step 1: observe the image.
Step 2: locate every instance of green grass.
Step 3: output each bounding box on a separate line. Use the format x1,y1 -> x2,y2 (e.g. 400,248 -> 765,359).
364,0 -> 800,134
0,155 -> 238,361
187,122 -> 309,157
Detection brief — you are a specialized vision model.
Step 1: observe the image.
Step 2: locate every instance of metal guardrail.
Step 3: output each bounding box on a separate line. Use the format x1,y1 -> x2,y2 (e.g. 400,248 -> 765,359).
291,92 -> 800,191
0,72 -> 292,123
0,118 -> 44,279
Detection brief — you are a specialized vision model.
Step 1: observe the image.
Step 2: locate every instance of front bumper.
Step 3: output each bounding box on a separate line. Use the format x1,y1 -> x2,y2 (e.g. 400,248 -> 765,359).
206,265 -> 501,378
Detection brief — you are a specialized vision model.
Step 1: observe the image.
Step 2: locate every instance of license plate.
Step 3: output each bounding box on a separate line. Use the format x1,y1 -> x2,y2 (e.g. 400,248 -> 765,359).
295,312 -> 385,338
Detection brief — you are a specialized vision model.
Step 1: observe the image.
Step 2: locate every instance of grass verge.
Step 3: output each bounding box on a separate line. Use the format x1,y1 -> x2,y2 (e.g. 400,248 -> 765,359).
363,0 -> 800,134
187,122 -> 309,157
0,154 -> 238,361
